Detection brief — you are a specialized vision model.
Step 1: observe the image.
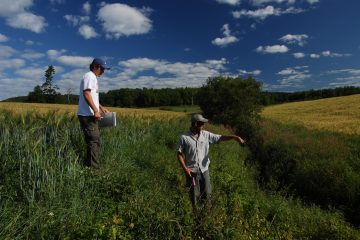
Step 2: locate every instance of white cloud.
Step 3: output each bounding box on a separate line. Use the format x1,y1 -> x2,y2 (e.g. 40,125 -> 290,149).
6,12 -> 47,33
0,33 -> 8,42
78,24 -> 99,39
293,52 -> 306,58
0,58 -> 26,70
0,0 -> 47,33
50,0 -> 65,4
239,69 -> 262,76
326,69 -> 360,75
250,0 -> 296,5
47,50 -> 93,67
279,34 -> 308,46
216,0 -> 241,5
212,24 -> 239,47
310,53 -> 320,58
109,57 -> 228,89
256,44 -> 289,54
321,50 -> 351,57
64,15 -> 90,27
97,3 -> 152,38
15,66 -> 46,79
0,45 -> 17,58
232,5 -> 303,20
307,0 -> 319,4
21,50 -> 45,60
0,77 -> 43,100
47,49 -> 67,59
325,68 -> 360,87
277,66 -> 311,86
56,56 -> 93,68
83,1 -> 91,15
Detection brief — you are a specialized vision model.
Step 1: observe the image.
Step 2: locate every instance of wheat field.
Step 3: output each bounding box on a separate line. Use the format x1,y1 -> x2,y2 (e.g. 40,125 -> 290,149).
0,102 -> 186,120
262,94 -> 360,135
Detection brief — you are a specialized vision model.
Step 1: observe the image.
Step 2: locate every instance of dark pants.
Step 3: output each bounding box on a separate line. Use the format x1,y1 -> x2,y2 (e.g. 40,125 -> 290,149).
78,116 -> 100,168
186,170 -> 212,208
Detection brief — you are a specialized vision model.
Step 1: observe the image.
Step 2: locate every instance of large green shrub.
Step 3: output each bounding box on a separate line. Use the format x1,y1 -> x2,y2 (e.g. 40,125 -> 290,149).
197,76 -> 263,143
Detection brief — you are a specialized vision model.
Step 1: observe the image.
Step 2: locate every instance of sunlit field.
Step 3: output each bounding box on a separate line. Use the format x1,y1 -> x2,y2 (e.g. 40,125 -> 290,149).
262,94 -> 360,135
0,102 -> 186,120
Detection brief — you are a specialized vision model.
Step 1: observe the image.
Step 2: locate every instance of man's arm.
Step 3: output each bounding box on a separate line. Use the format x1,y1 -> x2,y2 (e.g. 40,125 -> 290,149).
99,105 -> 109,113
177,152 -> 192,177
83,90 -> 101,120
219,135 -> 246,145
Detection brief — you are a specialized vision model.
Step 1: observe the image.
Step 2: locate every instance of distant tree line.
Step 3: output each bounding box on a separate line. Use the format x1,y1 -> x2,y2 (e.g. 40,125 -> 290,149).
100,88 -> 198,107
261,86 -> 360,105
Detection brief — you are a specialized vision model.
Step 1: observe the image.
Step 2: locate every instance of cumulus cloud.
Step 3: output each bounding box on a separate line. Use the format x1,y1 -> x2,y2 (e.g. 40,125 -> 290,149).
256,44 -> 289,54
55,55 -> 93,68
15,66 -> 46,79
250,0 -> 296,5
325,68 -> 360,87
0,33 -> 8,42
64,15 -> 90,27
310,53 -> 320,58
0,58 -> 26,70
293,52 -> 306,58
78,24 -> 99,39
98,3 -> 152,38
277,66 -> 311,86
0,0 -> 47,33
239,69 -> 262,76
47,49 -> 93,67
99,57 -> 229,89
216,0 -> 241,5
0,45 -> 17,58
232,5 -> 303,20
21,50 -> 45,60
307,0 -> 319,4
321,50 -> 351,57
280,34 -> 308,46
212,24 -> 239,47
83,1 -> 91,15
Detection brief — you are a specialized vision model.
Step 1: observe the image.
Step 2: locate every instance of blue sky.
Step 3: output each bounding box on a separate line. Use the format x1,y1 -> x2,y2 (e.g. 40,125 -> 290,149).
0,0 -> 359,100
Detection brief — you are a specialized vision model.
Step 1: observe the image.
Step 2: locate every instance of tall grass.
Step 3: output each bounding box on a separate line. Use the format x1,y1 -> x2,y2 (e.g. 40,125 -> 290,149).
0,110 -> 359,239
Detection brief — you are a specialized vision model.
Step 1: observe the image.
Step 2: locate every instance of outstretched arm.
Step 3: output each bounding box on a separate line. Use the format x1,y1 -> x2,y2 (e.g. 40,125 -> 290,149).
220,135 -> 246,145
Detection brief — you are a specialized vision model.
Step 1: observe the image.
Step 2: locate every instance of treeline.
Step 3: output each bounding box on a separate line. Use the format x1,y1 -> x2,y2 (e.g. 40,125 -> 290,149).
263,86 -> 360,105
100,88 -> 198,107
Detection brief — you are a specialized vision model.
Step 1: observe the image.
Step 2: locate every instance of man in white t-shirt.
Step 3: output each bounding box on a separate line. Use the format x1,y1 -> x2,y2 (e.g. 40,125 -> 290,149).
77,58 -> 110,168
177,114 -> 246,210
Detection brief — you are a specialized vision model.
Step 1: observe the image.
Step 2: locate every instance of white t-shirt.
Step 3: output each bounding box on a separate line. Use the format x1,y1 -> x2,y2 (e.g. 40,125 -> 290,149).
77,71 -> 99,116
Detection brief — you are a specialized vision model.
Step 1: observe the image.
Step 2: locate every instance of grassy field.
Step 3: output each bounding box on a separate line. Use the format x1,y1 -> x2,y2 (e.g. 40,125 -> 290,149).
0,102 -> 186,120
259,94 -> 360,226
1,101 -> 360,239
261,94 -> 360,135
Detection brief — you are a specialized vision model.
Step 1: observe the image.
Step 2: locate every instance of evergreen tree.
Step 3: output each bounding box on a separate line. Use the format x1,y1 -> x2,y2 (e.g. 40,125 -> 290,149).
41,65 -> 59,103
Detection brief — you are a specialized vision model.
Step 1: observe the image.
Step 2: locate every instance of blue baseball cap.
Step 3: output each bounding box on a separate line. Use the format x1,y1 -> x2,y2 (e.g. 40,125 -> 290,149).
92,58 -> 110,70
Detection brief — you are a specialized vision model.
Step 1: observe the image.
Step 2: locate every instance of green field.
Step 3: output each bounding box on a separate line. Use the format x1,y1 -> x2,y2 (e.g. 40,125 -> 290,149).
1,102 -> 360,239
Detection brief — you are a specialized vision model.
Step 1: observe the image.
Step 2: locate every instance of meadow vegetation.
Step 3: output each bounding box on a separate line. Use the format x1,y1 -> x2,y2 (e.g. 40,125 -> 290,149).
1,103 -> 359,239
259,94 -> 360,225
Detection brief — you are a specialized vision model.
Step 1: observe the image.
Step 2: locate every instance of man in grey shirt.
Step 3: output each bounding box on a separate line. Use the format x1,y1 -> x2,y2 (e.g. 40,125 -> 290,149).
177,113 -> 245,210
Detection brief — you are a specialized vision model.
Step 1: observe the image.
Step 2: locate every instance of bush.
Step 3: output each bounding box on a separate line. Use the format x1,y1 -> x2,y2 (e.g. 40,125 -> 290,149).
197,76 -> 263,142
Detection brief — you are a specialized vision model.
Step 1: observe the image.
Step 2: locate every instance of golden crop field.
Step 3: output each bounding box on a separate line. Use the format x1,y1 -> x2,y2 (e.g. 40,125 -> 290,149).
0,102 -> 186,120
262,94 -> 360,135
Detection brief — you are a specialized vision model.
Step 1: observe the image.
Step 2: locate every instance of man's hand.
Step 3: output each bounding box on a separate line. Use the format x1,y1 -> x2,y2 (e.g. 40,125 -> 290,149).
184,167 -> 192,177
236,136 -> 246,145
100,105 -> 109,113
94,111 -> 101,121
